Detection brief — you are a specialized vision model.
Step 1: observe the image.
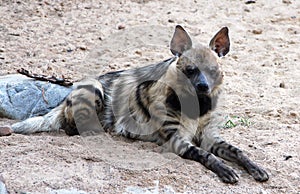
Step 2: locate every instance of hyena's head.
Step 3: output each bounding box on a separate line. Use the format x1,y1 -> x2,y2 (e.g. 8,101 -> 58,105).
169,25 -> 230,99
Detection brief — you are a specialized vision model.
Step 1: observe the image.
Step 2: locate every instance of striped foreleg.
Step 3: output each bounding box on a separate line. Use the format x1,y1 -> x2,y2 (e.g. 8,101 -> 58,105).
165,133 -> 239,183
209,140 -> 269,182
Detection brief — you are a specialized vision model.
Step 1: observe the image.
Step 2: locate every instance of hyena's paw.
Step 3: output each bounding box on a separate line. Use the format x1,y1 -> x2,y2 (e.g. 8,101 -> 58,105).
249,166 -> 269,182
214,164 -> 239,184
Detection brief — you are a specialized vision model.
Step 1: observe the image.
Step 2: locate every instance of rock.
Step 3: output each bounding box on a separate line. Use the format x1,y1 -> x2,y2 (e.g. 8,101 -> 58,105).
0,74 -> 72,120
279,82 -> 285,88
0,175 -> 8,194
117,24 -> 126,30
284,155 -> 292,160
245,0 -> 256,4
289,111 -> 297,117
252,29 -> 262,34
0,126 -> 12,136
282,0 -> 292,4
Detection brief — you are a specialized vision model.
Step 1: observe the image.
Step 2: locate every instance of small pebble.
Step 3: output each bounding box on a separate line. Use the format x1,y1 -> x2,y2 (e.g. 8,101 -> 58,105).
245,110 -> 251,114
118,24 -> 126,30
289,111 -> 297,117
135,50 -> 142,55
0,126 -> 12,136
279,82 -> 285,88
282,0 -> 292,4
284,155 -> 292,160
168,19 -> 175,23
252,29 -> 262,34
8,33 -> 20,36
66,48 -> 73,53
78,46 -> 87,51
245,0 -> 256,4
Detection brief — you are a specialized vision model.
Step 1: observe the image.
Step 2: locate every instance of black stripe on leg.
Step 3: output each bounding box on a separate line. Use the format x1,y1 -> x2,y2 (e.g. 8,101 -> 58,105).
210,140 -> 225,155
182,146 -> 211,165
164,128 -> 177,141
182,146 -> 197,159
163,120 -> 180,126
72,97 -> 95,110
76,85 -> 104,102
66,99 -> 72,107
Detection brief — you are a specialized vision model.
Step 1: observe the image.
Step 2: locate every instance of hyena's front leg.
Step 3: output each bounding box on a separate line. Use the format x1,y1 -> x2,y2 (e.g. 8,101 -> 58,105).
208,140 -> 269,182
167,134 -> 239,183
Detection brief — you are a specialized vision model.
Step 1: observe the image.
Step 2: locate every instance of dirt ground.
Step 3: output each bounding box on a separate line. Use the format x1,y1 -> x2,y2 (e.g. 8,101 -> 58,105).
0,0 -> 299,193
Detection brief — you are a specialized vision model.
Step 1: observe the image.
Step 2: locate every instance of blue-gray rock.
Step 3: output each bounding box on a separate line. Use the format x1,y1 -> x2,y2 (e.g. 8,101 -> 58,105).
0,175 -> 8,194
0,181 -> 8,194
0,74 -> 73,120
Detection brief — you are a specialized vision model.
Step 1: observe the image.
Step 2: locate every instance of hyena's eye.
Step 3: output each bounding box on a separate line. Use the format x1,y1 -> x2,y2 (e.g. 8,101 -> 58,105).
185,65 -> 198,77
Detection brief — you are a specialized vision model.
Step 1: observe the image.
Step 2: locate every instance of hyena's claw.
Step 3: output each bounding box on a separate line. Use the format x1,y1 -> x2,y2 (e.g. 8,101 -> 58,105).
250,167 -> 269,182
215,164 -> 239,184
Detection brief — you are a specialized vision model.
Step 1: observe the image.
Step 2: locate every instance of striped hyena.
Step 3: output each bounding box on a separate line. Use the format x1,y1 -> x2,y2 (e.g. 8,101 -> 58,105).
9,25 -> 268,183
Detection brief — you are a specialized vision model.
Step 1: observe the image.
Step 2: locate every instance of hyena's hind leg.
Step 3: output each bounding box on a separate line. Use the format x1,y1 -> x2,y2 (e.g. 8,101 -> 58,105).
62,79 -> 105,136
201,134 -> 269,182
12,79 -> 105,136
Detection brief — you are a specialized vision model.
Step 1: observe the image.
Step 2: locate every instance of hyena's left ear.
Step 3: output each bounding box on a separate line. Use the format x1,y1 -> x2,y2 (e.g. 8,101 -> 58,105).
170,25 -> 192,56
209,27 -> 230,57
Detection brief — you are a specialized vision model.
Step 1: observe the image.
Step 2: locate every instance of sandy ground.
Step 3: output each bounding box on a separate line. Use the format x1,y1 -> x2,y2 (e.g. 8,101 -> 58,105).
0,0 -> 300,193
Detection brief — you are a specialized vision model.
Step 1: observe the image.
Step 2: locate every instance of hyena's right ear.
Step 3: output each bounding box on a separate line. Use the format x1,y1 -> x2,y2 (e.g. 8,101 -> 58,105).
170,25 -> 192,56
209,27 -> 230,57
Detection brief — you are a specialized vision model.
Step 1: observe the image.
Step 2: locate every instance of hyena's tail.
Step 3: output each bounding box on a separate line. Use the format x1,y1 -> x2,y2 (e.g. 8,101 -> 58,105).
11,103 -> 66,134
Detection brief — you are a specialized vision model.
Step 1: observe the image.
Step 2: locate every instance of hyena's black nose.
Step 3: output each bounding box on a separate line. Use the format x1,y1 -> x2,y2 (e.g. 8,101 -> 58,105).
197,82 -> 209,92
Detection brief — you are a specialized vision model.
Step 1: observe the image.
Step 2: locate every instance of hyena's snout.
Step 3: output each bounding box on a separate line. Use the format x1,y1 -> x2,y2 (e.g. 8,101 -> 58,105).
196,72 -> 209,92
195,72 -> 210,93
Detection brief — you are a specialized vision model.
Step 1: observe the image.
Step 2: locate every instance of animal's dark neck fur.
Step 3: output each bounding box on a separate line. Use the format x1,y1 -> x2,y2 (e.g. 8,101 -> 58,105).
166,89 -> 212,119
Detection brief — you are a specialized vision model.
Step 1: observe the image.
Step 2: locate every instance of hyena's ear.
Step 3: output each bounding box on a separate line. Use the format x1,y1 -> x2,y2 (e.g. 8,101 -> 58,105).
170,25 -> 192,56
209,27 -> 230,57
